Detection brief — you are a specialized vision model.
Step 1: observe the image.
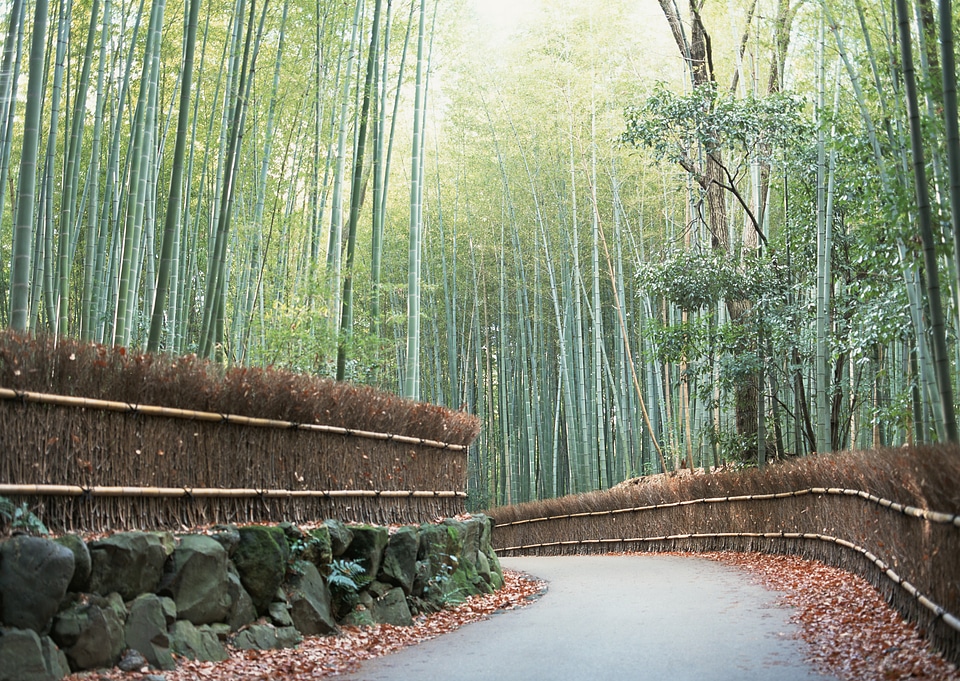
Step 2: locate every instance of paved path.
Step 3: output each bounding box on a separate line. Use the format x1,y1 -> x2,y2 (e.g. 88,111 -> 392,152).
340,554 -> 838,681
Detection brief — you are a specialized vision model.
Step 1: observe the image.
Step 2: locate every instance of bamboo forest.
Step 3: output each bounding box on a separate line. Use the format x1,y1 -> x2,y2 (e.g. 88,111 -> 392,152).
1,0 -> 960,508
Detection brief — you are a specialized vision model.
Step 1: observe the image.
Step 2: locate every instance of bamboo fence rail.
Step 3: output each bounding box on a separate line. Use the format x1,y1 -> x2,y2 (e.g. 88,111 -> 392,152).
494,487 -> 960,528
0,388 -> 468,450
0,388 -> 470,530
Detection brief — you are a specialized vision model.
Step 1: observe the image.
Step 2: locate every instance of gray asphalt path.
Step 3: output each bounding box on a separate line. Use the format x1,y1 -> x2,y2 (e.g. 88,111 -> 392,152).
339,554 -> 838,681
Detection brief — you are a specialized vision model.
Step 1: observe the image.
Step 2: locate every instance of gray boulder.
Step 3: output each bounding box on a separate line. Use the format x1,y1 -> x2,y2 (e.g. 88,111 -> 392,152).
117,648 -> 148,672
440,520 -> 468,565
278,522 -> 304,542
455,517 -> 483,569
378,526 -> 419,595
344,525 -> 388,579
370,587 -> 413,626
286,562 -> 337,636
51,596 -> 125,671
477,550 -> 493,585
324,519 -> 353,556
124,594 -> 174,670
169,620 -> 228,662
268,601 -> 294,627
158,535 -> 231,625
53,535 -> 91,593
210,525 -> 241,556
340,605 -> 374,627
0,536 -> 74,633
88,532 -> 172,600
417,523 -> 454,580
232,526 -> 287,615
0,627 -> 69,681
231,623 -> 301,650
225,564 -> 257,631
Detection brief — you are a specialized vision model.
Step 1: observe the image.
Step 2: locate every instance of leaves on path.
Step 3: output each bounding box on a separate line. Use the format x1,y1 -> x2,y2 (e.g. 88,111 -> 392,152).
705,552 -> 959,681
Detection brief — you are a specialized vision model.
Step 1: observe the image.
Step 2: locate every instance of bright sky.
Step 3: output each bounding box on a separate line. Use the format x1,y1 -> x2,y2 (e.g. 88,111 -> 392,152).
467,0 -> 540,38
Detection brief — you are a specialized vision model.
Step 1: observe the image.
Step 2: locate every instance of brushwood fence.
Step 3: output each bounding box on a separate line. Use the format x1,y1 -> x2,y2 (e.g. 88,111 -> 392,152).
0,388 -> 469,531
490,446 -> 960,666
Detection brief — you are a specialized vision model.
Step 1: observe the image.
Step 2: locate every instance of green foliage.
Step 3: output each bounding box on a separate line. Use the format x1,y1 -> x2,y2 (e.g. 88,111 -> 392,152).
0,496 -> 49,536
622,82 -> 809,165
638,250 -> 748,311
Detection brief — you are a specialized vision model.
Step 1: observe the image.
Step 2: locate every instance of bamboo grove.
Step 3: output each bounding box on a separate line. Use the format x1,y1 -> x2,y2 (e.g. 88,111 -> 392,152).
1,0 -> 960,510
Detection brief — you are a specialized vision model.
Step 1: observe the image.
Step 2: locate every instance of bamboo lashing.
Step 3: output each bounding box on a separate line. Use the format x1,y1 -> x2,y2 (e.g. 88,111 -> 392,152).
0,387 -> 467,451
0,484 -> 467,499
498,530 -> 960,635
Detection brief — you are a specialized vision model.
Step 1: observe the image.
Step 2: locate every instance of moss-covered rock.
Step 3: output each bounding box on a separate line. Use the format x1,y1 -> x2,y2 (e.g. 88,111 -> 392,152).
232,526 -> 286,616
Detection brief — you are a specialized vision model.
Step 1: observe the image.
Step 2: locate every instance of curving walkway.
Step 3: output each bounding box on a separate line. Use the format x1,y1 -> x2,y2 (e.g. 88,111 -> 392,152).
339,554 -> 838,681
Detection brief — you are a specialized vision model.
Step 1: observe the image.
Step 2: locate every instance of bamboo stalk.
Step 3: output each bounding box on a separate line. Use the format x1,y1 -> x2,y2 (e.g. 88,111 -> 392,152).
0,388 -> 467,451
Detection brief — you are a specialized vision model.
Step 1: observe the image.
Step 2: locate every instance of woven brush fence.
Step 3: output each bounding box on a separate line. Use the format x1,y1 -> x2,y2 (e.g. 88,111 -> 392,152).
0,333 -> 480,531
489,446 -> 960,665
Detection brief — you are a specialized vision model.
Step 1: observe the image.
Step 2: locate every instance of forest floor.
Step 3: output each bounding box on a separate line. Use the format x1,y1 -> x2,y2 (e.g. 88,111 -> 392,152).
65,552 -> 959,681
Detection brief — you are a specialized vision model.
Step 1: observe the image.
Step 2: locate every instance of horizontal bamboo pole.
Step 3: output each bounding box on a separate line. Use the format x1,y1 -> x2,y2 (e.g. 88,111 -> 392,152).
498,531 -> 960,634
0,484 -> 467,499
0,388 -> 467,451
494,487 -> 960,529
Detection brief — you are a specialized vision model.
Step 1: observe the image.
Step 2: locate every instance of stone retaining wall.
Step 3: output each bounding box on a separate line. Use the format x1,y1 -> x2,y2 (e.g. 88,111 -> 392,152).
0,514 -> 502,680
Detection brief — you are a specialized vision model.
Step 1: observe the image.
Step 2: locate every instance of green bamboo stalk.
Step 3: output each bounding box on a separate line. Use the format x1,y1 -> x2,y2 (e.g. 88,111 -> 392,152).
337,0 -> 384,380
940,0 -> 960,322
79,0 -> 112,341
895,0 -> 958,442
199,0 -> 266,358
403,0 -> 428,400
147,0 -> 202,352
55,0 -> 98,337
8,0 -> 50,331
325,0 -> 363,334
0,0 -> 24,325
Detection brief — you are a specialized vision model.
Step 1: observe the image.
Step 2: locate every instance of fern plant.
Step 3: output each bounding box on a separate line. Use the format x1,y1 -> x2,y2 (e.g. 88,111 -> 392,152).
326,559 -> 370,620
0,496 -> 49,536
